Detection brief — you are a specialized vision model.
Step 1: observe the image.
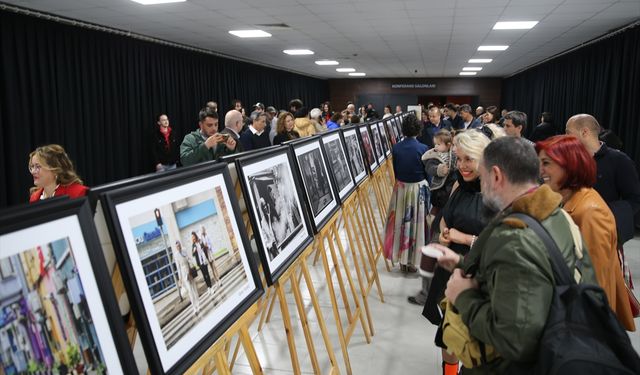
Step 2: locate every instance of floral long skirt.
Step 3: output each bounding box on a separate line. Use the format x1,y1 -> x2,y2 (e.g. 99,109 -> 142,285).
383,180 -> 430,267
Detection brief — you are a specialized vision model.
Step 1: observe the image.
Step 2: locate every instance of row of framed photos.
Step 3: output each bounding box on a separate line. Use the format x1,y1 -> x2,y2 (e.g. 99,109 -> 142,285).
0,113 -> 410,375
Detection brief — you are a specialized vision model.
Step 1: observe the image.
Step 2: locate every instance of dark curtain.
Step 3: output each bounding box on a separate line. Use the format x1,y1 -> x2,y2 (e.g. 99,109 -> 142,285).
502,23 -> 640,165
0,9 -> 328,208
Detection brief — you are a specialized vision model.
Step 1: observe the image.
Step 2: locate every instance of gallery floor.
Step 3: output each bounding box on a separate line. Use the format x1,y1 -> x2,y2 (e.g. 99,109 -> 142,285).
221,193 -> 640,374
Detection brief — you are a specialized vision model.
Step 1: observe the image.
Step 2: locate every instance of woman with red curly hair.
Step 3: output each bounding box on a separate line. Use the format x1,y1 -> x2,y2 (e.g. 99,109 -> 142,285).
537,135 -> 634,330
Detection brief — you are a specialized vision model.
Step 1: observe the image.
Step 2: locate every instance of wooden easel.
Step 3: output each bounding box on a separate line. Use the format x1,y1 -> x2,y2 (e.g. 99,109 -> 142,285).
341,192 -> 385,308
183,302 -> 264,375
356,177 -> 392,273
269,244 -> 341,375
316,212 -> 372,375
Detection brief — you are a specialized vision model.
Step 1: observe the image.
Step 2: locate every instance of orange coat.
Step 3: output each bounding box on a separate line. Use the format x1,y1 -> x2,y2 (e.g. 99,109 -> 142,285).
564,187 -> 635,331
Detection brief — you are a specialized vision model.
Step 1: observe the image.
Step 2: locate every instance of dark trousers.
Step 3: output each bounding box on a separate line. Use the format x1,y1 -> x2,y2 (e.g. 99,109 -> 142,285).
200,264 -> 213,288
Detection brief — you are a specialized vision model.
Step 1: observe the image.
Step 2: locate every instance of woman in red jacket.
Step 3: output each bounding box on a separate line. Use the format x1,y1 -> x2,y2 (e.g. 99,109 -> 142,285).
28,144 -> 88,202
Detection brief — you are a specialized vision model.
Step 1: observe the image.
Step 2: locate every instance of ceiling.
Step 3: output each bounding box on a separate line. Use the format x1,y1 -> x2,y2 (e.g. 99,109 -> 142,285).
3,0 -> 639,78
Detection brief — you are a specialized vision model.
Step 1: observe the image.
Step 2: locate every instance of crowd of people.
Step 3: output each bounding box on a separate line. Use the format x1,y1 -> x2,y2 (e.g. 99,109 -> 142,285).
25,97 -> 640,373
380,103 -> 640,374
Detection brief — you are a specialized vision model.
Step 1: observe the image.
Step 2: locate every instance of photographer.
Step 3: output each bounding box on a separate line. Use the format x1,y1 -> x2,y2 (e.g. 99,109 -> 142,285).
180,108 -> 236,166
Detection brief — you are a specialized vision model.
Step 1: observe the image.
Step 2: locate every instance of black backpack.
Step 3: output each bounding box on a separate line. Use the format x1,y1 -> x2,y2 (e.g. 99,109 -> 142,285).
508,213 -> 640,374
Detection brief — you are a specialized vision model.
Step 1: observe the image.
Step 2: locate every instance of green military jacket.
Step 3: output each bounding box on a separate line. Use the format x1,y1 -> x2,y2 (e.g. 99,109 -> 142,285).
454,185 -> 597,374
180,130 -> 216,167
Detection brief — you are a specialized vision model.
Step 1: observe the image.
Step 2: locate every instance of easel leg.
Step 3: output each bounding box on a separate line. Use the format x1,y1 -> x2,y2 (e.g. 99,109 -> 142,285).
300,256 -> 340,374
319,237 -> 353,375
290,273 -> 321,374
330,223 -> 374,339
239,325 -> 264,375
275,280 -> 302,375
214,349 -> 232,375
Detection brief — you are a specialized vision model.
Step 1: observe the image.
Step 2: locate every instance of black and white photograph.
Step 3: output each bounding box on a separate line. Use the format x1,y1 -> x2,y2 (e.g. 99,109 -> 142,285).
359,125 -> 378,172
321,131 -> 356,201
103,164 -> 262,374
370,123 -> 385,163
343,128 -> 368,186
384,118 -> 398,146
292,138 -> 340,232
0,199 -> 136,375
237,148 -> 312,285
377,121 -> 391,156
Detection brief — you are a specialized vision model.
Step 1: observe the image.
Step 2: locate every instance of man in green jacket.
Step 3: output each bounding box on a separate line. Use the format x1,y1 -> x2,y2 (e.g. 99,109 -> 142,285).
435,137 -> 596,374
180,108 -> 236,167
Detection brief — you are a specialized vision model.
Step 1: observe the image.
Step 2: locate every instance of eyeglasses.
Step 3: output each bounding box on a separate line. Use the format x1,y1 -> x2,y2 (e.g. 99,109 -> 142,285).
28,164 -> 46,173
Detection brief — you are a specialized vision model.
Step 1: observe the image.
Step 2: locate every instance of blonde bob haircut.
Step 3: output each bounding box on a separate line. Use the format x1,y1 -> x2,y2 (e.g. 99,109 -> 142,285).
454,124 -> 505,169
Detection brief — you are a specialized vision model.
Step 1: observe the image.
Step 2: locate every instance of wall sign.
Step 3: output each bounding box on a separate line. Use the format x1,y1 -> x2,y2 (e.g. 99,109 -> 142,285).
391,83 -> 437,89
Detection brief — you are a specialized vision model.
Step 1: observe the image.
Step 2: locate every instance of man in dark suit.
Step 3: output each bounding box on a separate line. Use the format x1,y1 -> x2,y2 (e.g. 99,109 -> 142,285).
418,107 -> 452,149
566,114 -> 640,244
240,112 -> 271,151
459,104 -> 481,129
530,112 -> 556,142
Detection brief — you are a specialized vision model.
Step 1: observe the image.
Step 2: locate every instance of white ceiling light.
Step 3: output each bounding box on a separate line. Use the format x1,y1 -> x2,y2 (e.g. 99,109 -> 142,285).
228,30 -> 272,38
459,72 -> 477,76
462,67 -> 483,71
283,49 -> 314,55
493,21 -> 538,30
478,45 -> 509,51
348,72 -> 366,76
468,59 -> 492,63
315,60 -> 339,65
336,68 -> 356,72
130,0 -> 186,4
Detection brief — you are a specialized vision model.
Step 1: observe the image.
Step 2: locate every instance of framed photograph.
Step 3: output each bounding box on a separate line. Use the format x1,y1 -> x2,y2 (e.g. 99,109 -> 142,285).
342,128 -> 368,186
236,147 -> 313,285
321,131 -> 356,201
377,121 -> 392,156
394,115 -> 404,140
384,118 -> 398,146
369,121 -> 386,162
291,136 -> 341,232
102,163 -> 263,375
0,198 -> 137,374
358,124 -> 379,172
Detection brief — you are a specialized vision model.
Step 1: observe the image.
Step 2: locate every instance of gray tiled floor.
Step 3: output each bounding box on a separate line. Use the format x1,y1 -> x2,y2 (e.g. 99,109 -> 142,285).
230,194 -> 640,374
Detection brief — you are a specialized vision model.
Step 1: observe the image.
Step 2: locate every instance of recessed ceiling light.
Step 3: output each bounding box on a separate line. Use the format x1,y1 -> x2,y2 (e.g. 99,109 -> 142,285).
336,68 -> 356,72
349,72 -> 366,76
283,49 -> 314,55
478,45 -> 509,51
462,67 -> 483,71
228,30 -> 272,38
468,59 -> 492,63
315,60 -> 339,65
493,21 -> 538,30
459,72 -> 477,76
130,0 -> 186,4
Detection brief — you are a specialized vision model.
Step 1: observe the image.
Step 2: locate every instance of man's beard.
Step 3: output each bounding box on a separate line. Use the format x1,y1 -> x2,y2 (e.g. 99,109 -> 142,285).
482,192 -> 504,214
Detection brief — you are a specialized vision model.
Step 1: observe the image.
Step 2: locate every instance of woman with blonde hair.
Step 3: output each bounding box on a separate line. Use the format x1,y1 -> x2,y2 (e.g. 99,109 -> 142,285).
273,112 -> 301,145
422,125 -> 504,375
28,144 -> 88,202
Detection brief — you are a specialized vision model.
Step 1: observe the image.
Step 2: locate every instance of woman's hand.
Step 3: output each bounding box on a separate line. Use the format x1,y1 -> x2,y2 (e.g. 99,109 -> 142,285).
448,228 -> 472,246
439,227 -> 451,246
428,243 -> 462,272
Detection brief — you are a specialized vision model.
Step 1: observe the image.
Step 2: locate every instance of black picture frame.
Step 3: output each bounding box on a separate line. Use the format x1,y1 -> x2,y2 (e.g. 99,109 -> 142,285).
358,123 -> 379,172
101,162 -> 263,375
342,127 -> 368,186
290,136 -> 341,232
320,130 -> 357,202
377,121 -> 392,157
0,198 -> 137,374
236,147 -> 313,286
369,121 -> 386,164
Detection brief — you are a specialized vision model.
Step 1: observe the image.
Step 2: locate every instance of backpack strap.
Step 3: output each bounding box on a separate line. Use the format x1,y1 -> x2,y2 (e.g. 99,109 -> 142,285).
509,213 -> 575,286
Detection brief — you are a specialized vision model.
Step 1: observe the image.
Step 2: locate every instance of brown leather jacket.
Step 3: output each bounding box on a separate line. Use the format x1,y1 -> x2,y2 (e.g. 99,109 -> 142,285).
564,187 -> 635,331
